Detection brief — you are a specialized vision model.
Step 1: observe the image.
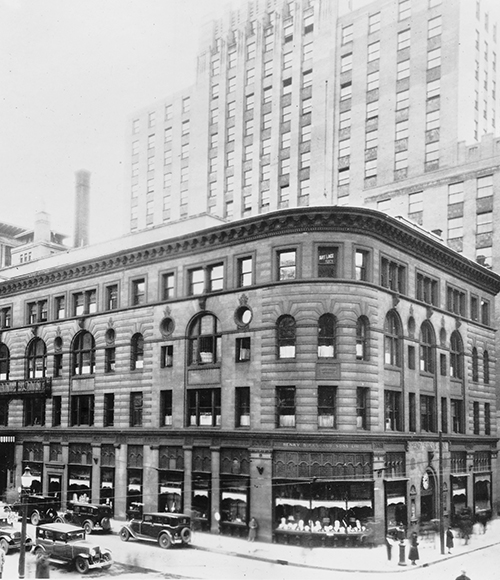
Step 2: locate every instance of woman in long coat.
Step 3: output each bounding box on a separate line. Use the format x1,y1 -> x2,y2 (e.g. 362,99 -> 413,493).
408,531 -> 419,565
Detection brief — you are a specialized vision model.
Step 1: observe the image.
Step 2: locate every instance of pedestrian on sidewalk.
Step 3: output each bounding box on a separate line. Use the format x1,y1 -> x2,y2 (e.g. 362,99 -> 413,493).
0,546 -> 5,579
35,550 -> 50,578
455,569 -> 471,580
446,527 -> 454,554
385,534 -> 395,561
408,531 -> 419,565
248,517 -> 258,542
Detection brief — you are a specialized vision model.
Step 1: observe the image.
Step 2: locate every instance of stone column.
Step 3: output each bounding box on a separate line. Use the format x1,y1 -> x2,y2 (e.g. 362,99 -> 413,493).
372,450 -> 386,545
144,446 -> 159,512
61,442 -> 69,509
114,444 -> 127,520
184,446 -> 193,516
249,448 -> 273,542
210,447 -> 220,534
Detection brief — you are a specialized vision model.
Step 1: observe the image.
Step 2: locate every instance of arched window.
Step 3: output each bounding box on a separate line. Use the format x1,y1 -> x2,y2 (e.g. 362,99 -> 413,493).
277,315 -> 296,359
26,338 -> 47,379
419,322 -> 435,374
130,333 -> 144,370
0,343 -> 9,380
318,314 -> 336,358
188,314 -> 221,366
72,331 -> 95,376
450,331 -> 463,379
483,350 -> 490,384
471,347 -> 479,382
356,316 -> 370,361
384,311 -> 401,367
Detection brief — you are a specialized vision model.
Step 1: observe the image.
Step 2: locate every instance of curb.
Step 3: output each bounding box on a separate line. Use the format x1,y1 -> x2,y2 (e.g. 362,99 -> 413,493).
191,539 -> 500,574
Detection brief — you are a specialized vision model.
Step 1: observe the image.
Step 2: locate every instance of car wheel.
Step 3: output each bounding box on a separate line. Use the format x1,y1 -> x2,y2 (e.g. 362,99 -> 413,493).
100,517 -> 111,531
75,556 -> 90,574
180,527 -> 191,544
25,537 -> 33,552
158,533 -> 172,549
30,511 -> 40,526
0,538 -> 9,555
102,552 -> 112,569
83,520 -> 94,535
119,528 -> 130,542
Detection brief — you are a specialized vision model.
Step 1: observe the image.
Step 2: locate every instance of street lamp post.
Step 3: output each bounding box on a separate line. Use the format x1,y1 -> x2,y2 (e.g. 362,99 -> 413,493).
18,465 -> 33,580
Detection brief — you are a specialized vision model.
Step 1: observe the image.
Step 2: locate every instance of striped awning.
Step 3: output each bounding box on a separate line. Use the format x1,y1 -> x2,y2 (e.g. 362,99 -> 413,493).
0,436 -> 15,443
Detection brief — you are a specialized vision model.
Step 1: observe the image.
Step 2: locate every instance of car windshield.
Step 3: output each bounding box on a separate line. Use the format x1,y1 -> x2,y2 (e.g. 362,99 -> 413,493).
67,531 -> 85,541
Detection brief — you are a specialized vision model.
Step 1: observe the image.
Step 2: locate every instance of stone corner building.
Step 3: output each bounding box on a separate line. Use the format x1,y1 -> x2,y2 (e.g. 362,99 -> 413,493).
0,206 -> 498,545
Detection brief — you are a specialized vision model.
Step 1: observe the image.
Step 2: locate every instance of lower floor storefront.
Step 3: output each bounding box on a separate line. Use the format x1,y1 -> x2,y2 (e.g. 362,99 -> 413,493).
2,433 -> 497,545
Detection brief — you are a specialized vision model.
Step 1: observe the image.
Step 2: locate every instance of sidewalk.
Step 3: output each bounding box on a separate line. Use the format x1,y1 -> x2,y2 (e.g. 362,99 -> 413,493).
190,519 -> 500,573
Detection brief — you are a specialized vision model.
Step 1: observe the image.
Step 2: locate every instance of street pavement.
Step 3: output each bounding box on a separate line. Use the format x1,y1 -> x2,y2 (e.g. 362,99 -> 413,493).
2,518 -> 500,578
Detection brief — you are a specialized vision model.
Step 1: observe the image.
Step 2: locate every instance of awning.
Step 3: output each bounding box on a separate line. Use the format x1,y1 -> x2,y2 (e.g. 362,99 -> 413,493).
475,475 -> 491,483
387,496 -> 406,506
160,486 -> 181,495
193,490 -> 209,497
275,498 -> 310,507
453,488 -> 466,497
348,500 -> 372,508
222,492 -> 247,502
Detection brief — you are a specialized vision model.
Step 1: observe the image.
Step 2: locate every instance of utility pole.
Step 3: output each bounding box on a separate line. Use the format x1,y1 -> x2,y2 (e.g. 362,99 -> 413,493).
439,431 -> 445,555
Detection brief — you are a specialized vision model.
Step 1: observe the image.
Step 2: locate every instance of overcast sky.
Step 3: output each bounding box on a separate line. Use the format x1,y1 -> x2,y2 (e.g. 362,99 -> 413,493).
0,0 -> 236,244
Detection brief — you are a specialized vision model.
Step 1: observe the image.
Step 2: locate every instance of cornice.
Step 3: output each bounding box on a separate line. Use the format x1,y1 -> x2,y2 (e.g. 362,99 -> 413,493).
1,207 -> 499,297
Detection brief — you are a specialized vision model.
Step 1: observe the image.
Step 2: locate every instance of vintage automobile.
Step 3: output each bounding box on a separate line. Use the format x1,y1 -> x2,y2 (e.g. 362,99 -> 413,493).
33,523 -> 112,574
0,522 -> 33,554
11,495 -> 59,526
119,512 -> 191,549
54,502 -> 112,534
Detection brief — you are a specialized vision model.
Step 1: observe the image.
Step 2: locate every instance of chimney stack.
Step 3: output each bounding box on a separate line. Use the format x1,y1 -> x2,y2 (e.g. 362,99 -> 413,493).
74,170 -> 90,248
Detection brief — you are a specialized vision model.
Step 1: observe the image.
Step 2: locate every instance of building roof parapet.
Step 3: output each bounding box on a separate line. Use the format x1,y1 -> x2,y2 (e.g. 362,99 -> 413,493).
0,206 -> 499,298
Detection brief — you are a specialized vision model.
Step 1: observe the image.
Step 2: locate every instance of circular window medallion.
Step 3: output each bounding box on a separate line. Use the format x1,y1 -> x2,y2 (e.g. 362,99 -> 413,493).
105,328 -> 115,345
54,336 -> 63,352
235,306 -> 253,327
160,317 -> 175,338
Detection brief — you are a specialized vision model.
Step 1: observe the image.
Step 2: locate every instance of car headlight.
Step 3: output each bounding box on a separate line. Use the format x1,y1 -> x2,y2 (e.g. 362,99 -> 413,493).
89,548 -> 97,557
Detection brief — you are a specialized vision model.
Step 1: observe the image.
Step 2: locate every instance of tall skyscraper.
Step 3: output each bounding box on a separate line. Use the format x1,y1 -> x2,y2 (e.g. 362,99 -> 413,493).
126,0 -> 500,251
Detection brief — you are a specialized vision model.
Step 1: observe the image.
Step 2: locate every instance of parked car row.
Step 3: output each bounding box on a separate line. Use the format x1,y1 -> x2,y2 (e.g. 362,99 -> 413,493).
0,500 -> 192,574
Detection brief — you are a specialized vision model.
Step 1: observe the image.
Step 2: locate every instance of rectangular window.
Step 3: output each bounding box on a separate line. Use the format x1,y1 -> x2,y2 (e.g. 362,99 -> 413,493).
470,295 -> 479,321
441,397 -> 448,433
53,352 -> 63,377
416,273 -> 438,306
52,396 -> 61,427
278,250 -> 296,280
409,393 -> 416,432
427,47 -> 441,69
340,82 -> 352,101
368,41 -> 380,62
189,268 -> 205,295
356,387 -> 369,429
188,388 -> 221,427
182,97 -> 190,113
54,296 -> 65,320
420,395 -> 436,432
71,395 -> 94,427
208,263 -> 224,292
397,59 -> 410,81
385,391 -> 402,431
236,337 -> 251,362
342,24 -> 353,44
448,216 -> 463,240
368,12 -> 380,34
367,70 -> 379,91
105,284 -> 118,311
477,175 -> 493,198
341,53 -> 353,73
396,89 -> 409,110
160,390 -> 173,426
318,246 -> 338,278
473,401 -> 480,434
428,16 -> 442,38
160,345 -> 173,368
0,307 -> 11,329
130,392 -> 143,427
276,386 -> 296,428
161,273 -> 175,300
355,250 -> 369,281
451,399 -> 464,433
408,345 -> 416,370
481,299 -> 490,325
399,0 -> 411,20
485,403 -> 491,435
477,211 -> 492,234
318,386 -> 337,429
105,346 -> 115,373
381,257 -> 406,293
235,387 -> 250,427
398,29 -> 410,50
104,393 -> 114,427
131,279 -> 146,306
447,286 -> 466,316
24,397 -> 45,426
27,300 -> 48,324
